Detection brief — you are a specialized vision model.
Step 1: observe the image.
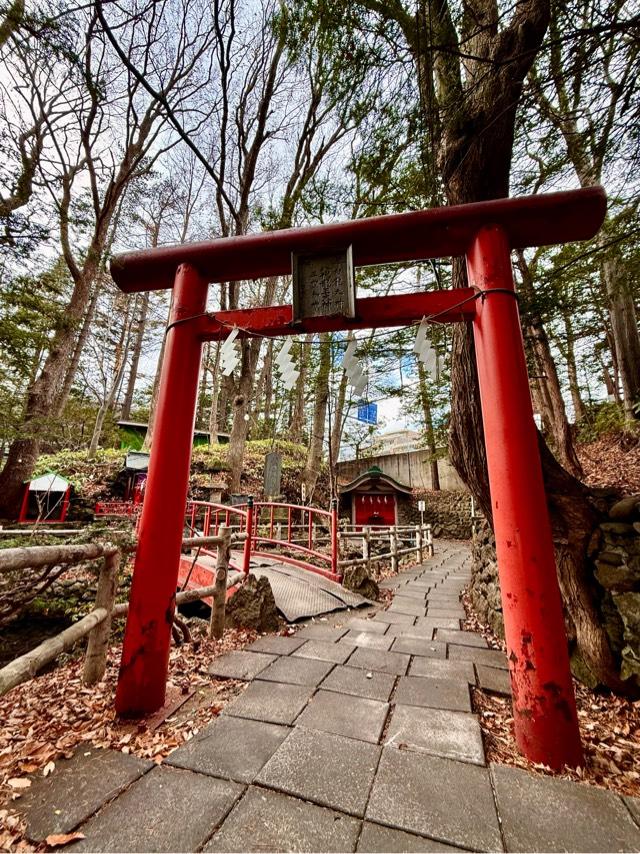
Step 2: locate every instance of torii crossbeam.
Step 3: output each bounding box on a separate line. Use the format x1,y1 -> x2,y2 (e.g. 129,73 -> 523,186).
110,186 -> 607,770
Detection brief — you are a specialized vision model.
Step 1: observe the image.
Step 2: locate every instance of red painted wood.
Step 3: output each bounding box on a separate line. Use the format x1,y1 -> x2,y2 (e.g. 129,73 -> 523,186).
354,493 -> 396,528
111,187 -> 606,292
468,225 -> 583,769
196,289 -> 476,341
115,264 -> 208,717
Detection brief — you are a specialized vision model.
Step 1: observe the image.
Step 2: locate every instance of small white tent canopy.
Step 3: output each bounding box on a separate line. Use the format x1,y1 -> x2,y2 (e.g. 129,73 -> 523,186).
19,472 -> 71,523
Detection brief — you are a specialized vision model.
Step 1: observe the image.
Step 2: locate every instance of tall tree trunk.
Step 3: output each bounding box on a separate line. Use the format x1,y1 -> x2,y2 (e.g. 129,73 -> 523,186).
121,291 -> 150,421
226,337 -> 262,494
516,252 -> 582,476
302,333 -> 331,501
142,294 -> 171,452
599,229 -> 640,418
290,335 -> 311,443
0,255 -> 102,517
208,341 -> 221,444
417,361 -> 440,490
562,314 -> 587,422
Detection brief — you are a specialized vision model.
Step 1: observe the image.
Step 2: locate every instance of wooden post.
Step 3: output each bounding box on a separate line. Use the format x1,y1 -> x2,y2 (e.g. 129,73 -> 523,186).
83,548 -> 120,686
362,526 -> 371,574
415,524 -> 422,563
425,524 -> 434,557
276,522 -> 282,541
390,529 -> 398,573
210,527 -> 231,639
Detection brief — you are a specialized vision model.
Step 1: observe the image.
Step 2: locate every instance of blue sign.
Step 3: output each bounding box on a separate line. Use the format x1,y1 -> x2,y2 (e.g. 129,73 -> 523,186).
357,402 -> 378,425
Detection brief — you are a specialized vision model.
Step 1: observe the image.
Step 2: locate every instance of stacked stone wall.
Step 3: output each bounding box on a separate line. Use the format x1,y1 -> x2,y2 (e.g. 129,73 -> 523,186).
469,495 -> 640,689
403,490 -> 473,540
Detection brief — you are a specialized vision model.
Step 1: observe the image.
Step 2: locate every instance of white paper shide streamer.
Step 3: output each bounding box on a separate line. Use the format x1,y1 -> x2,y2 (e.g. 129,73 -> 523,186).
275,339 -> 299,390
413,317 -> 439,380
343,338 -> 368,397
219,327 -> 240,376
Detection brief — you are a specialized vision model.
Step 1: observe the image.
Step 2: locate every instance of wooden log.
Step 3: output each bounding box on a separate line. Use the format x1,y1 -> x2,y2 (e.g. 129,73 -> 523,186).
111,571 -> 244,619
210,527 -> 231,639
390,530 -> 398,574
0,542 -> 117,574
83,549 -> 119,686
0,609 -> 108,697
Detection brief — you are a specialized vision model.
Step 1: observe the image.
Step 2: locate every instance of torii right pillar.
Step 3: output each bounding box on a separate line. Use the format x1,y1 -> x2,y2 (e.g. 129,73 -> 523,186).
468,224 -> 583,769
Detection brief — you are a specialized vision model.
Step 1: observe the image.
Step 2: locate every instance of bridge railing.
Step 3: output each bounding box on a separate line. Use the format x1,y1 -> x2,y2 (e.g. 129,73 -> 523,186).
233,500 -> 340,582
185,500 -> 252,575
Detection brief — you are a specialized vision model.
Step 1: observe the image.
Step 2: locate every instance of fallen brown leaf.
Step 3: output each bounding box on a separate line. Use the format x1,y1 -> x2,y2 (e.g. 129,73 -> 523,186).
45,832 -> 85,847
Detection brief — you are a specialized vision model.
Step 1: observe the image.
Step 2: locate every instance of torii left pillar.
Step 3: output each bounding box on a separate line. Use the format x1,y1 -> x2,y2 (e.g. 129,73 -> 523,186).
116,263 -> 207,715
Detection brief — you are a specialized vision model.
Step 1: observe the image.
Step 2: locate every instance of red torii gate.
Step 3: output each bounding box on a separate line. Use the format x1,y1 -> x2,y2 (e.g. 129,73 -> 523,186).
111,186 -> 606,770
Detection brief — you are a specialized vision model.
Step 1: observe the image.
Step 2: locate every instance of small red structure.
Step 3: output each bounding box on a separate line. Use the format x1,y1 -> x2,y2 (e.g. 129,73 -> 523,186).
340,466 -> 411,528
109,186 -> 607,771
18,473 -> 71,524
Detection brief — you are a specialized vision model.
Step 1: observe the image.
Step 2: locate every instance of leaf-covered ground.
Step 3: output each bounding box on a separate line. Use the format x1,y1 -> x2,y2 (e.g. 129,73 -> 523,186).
0,624 -> 260,852
463,590 -> 640,800
577,431 -> 640,494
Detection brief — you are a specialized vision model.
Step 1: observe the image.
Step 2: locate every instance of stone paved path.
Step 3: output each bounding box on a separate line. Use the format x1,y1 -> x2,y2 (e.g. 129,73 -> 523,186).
17,541 -> 640,852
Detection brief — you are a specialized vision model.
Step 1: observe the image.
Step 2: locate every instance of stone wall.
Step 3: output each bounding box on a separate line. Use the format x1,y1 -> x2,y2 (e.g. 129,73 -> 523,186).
406,490 -> 473,540
469,496 -> 640,690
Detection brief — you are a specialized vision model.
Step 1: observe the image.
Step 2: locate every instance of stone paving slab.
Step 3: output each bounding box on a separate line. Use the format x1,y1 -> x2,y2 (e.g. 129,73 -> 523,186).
626,796 -> 640,827
204,786 -> 361,853
436,629 -> 488,649
394,675 -> 472,713
492,763 -> 640,852
393,591 -> 428,602
295,689 -> 389,743
295,624 -> 349,642
248,635 -> 306,655
347,646 -> 410,676
386,704 -> 484,765
347,617 -> 389,634
320,664 -> 396,702
387,623 -> 435,640
409,657 -> 475,683
476,663 -> 512,696
208,650 -> 276,681
18,746 -> 152,841
357,822 -> 464,852
372,611 -> 416,626
387,602 -> 427,617
426,607 -> 465,619
256,727 -> 380,817
366,749 -> 502,852
415,615 -> 461,630
447,644 -> 508,670
68,765 -> 243,853
343,631 -> 394,650
257,655 -> 335,686
222,680 -> 314,726
292,639 -> 355,664
165,715 -> 290,784
390,637 -> 446,658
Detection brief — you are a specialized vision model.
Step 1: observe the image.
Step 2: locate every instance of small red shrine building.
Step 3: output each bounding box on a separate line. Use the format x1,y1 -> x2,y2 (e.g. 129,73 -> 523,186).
339,465 -> 413,528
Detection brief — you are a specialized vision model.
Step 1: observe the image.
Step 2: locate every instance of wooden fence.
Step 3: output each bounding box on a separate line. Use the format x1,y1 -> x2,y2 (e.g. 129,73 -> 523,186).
0,529 -> 244,699
339,523 -> 433,574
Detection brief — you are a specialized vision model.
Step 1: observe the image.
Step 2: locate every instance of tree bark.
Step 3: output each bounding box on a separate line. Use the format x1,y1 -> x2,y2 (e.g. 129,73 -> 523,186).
302,333 -> 331,501
121,291 -> 150,421
562,313 -> 587,422
417,361 -> 440,490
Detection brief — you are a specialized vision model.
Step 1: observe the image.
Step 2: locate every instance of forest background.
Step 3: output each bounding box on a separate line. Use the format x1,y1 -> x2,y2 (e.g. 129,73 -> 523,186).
0,0 -> 638,688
